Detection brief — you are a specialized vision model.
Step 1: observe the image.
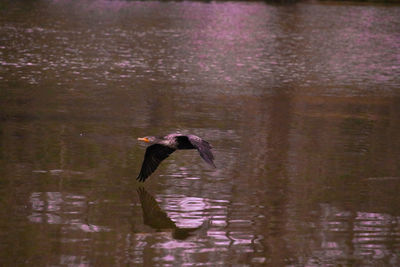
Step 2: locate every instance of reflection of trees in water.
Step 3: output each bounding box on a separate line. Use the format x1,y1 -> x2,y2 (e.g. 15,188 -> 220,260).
286,96 -> 400,266
23,187 -> 400,266
28,191 -> 108,232
133,186 -> 267,265
3,90 -> 400,266
309,204 -> 400,266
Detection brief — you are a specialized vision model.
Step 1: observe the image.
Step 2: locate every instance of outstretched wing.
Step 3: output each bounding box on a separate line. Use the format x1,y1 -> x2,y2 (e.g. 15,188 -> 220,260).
137,144 -> 176,182
187,135 -> 216,168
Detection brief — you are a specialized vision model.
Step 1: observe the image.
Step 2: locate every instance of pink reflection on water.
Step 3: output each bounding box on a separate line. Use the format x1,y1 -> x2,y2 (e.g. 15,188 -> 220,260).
28,191 -> 110,232
318,204 -> 400,263
131,187 -> 262,265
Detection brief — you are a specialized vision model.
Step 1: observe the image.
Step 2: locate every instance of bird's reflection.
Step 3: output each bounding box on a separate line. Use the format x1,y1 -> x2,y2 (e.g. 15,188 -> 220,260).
137,187 -> 201,240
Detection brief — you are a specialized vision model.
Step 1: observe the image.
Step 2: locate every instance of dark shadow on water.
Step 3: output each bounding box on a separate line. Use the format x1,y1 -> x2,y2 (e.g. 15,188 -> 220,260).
137,187 -> 202,240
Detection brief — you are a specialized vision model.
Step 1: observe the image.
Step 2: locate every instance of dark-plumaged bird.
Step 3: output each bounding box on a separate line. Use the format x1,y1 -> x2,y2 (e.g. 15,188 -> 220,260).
136,133 -> 215,182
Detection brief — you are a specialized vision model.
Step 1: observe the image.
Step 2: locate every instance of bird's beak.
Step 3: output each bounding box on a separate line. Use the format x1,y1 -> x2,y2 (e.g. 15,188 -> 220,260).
138,137 -> 150,143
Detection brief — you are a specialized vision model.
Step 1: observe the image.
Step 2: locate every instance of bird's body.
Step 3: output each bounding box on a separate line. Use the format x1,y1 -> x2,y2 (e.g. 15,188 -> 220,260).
137,133 -> 215,182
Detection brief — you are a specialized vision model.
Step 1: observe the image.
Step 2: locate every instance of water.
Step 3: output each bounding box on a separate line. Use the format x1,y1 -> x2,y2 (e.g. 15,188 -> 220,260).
1,1 -> 400,266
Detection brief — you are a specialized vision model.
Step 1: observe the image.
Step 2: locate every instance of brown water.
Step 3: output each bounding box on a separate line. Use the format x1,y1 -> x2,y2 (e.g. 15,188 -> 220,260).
1,1 -> 400,266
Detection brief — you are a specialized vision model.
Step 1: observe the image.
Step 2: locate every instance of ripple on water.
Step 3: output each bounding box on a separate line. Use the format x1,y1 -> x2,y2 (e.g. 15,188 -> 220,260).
317,204 -> 400,264
27,191 -> 110,232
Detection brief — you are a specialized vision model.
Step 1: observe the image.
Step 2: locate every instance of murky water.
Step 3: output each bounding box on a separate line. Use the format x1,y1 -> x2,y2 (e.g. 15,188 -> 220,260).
1,0 -> 400,266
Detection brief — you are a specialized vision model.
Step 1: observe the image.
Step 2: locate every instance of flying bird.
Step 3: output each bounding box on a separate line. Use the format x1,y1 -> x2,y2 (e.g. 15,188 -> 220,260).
136,133 -> 215,182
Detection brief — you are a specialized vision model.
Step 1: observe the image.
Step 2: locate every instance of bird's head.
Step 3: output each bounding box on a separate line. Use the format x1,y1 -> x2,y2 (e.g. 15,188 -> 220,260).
137,136 -> 158,144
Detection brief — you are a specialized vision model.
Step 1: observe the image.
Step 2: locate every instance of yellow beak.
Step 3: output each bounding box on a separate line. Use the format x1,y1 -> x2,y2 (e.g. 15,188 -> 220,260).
138,137 -> 150,143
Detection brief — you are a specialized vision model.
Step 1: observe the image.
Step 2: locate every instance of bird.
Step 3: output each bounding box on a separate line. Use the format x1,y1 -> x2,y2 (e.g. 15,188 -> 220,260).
137,187 -> 201,239
136,133 -> 215,182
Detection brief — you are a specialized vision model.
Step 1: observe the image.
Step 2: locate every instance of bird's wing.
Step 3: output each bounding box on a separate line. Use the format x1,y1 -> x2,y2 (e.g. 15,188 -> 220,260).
187,135 -> 216,168
137,144 -> 176,182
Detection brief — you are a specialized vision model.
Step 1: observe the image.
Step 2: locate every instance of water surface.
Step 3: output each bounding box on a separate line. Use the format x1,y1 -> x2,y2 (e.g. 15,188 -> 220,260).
1,1 -> 400,266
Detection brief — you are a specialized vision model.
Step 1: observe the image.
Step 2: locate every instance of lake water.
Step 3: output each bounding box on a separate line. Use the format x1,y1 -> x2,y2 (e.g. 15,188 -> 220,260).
1,0 -> 400,266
